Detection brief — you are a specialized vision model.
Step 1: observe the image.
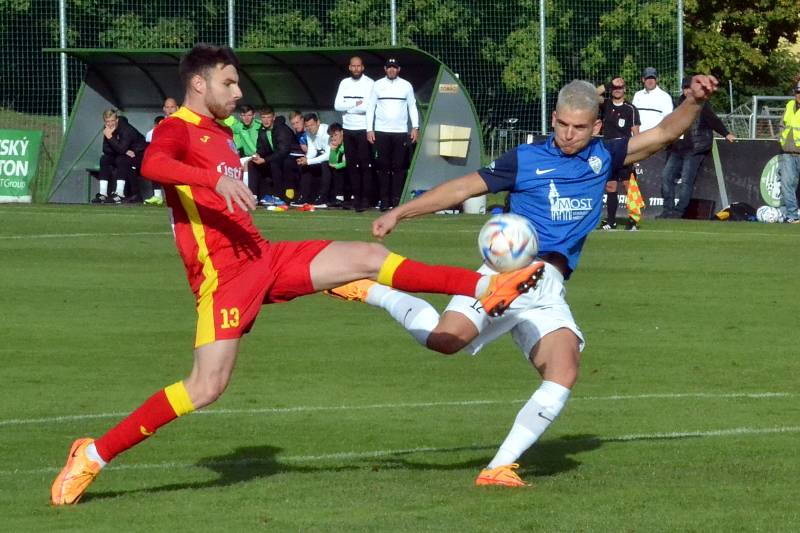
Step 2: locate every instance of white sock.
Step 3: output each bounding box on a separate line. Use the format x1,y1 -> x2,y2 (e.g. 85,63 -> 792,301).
98,180 -> 108,196
85,442 -> 108,468
365,284 -> 440,346
487,380 -> 571,468
114,180 -> 126,196
153,188 -> 163,199
474,275 -> 491,298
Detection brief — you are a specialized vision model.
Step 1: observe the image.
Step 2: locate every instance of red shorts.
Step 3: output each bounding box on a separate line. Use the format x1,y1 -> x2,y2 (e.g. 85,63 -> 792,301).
194,239 -> 332,347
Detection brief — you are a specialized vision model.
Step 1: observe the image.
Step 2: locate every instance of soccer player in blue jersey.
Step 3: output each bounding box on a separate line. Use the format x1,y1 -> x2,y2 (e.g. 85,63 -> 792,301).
328,75 -> 720,487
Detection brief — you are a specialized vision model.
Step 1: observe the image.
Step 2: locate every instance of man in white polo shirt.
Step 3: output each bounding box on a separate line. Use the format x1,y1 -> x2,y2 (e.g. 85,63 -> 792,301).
334,56 -> 375,212
366,57 -> 419,211
632,67 -> 674,132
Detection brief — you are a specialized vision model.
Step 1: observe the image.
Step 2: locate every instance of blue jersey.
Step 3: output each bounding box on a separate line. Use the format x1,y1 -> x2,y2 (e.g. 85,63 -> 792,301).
478,135 -> 628,276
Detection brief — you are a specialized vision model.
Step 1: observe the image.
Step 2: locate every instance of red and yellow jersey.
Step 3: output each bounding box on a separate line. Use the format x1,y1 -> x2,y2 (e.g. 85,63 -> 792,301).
141,106 -> 267,295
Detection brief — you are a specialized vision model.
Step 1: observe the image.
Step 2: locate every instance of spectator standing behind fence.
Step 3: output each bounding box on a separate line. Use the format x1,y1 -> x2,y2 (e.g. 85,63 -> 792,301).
597,77 -> 640,230
632,67 -> 673,132
249,106 -> 294,207
327,122 -> 349,208
335,56 -> 374,213
91,109 -> 147,204
366,58 -> 419,211
658,77 -> 735,219
295,113 -> 331,208
778,78 -> 800,224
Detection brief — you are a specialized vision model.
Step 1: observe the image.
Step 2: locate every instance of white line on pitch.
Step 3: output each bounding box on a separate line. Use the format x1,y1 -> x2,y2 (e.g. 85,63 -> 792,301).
4,425 -> 799,477
0,231 -> 169,240
0,392 -> 793,428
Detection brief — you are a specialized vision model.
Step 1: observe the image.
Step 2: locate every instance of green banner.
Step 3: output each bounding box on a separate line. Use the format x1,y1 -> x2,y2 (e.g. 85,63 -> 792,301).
0,129 -> 42,203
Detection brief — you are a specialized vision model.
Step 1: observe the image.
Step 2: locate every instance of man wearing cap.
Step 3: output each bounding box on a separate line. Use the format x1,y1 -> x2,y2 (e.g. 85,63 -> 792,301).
778,78 -> 800,223
658,77 -> 735,219
632,67 -> 674,132
334,56 -> 375,212
366,58 -> 420,211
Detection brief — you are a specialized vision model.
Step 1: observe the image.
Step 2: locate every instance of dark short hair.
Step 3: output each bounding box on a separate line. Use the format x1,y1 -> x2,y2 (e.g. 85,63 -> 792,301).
154,115 -> 165,125
178,43 -> 240,90
327,122 -> 343,134
303,112 -> 319,123
239,104 -> 255,114
258,105 -> 275,115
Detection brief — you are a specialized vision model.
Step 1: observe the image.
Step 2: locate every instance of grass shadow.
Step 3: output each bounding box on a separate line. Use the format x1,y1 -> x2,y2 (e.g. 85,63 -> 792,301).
83,444 -> 357,502
84,433 -> 602,502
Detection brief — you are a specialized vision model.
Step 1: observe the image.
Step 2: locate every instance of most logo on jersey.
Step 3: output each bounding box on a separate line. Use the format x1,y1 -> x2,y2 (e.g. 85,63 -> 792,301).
547,180 -> 593,221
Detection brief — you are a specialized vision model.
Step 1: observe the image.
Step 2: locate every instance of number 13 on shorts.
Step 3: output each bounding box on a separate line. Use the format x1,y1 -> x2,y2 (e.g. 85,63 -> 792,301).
220,307 -> 240,328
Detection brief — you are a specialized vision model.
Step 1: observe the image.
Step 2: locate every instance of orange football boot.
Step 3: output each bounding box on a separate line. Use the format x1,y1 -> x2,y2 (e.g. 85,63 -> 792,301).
475,463 -> 530,487
51,438 -> 102,505
480,261 -> 546,317
324,279 -> 376,303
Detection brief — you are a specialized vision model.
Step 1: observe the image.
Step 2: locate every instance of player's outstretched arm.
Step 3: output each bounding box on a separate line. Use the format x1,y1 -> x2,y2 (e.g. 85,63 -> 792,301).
372,172 -> 488,239
624,74 -> 719,165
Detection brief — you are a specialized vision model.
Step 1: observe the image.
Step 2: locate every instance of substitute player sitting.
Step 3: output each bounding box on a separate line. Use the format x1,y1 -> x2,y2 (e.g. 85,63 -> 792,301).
50,43 -> 545,505
328,75 -> 720,487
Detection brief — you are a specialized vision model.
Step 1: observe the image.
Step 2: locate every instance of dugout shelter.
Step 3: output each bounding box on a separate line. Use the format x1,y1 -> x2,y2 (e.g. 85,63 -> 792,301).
47,47 -> 483,204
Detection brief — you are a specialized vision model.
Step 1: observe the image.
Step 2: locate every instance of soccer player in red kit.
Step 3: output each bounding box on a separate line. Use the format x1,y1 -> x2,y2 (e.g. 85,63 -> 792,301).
51,43 -> 545,505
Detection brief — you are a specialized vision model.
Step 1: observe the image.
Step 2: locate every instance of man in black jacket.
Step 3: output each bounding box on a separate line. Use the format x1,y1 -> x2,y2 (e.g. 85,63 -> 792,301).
658,78 -> 736,218
248,107 -> 295,205
92,110 -> 147,204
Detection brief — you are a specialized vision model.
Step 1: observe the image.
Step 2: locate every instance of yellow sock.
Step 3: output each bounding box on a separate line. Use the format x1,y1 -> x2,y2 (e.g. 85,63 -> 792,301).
164,380 -> 196,417
377,252 -> 406,286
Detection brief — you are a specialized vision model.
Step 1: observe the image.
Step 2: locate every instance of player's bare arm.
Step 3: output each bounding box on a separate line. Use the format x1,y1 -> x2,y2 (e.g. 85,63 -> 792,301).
372,172 -> 488,239
624,74 -> 719,165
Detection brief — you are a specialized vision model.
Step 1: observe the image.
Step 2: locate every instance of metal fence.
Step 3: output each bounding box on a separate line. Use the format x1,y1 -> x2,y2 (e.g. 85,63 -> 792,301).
2,0 -> 685,197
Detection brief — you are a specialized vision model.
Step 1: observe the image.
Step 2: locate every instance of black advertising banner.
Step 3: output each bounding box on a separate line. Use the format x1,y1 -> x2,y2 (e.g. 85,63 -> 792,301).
606,150 -> 718,219
714,139 -> 783,208
607,139 -> 790,220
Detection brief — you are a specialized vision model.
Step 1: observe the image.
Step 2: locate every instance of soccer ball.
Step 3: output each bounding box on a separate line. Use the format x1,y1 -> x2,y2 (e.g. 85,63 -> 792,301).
756,205 -> 783,223
478,213 -> 539,272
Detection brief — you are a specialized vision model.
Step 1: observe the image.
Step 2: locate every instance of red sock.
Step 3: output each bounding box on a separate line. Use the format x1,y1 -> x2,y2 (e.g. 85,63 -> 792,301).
94,382 -> 194,462
389,257 -> 481,296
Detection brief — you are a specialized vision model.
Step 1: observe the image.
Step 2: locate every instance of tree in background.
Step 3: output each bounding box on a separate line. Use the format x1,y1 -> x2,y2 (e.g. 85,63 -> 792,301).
240,9 -> 322,48
684,0 -> 800,102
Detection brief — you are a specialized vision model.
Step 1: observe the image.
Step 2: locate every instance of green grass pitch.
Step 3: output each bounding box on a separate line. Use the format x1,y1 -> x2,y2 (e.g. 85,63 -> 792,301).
1,204 -> 798,531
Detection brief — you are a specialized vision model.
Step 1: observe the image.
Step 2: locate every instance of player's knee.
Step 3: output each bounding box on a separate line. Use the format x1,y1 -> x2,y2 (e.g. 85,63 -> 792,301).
426,331 -> 469,355
361,242 -> 390,272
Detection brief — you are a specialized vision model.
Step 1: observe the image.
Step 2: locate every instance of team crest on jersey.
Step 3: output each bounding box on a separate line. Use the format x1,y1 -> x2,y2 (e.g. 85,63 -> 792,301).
547,179 -> 593,221
588,156 -> 602,174
200,135 -> 210,143
227,139 -> 238,155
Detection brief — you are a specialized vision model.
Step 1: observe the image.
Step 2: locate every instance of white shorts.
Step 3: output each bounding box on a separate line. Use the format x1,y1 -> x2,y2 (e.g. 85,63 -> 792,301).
444,262 -> 585,358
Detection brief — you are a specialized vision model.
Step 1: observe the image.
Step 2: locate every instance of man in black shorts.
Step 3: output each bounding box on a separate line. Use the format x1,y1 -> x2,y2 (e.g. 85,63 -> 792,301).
598,77 -> 640,230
